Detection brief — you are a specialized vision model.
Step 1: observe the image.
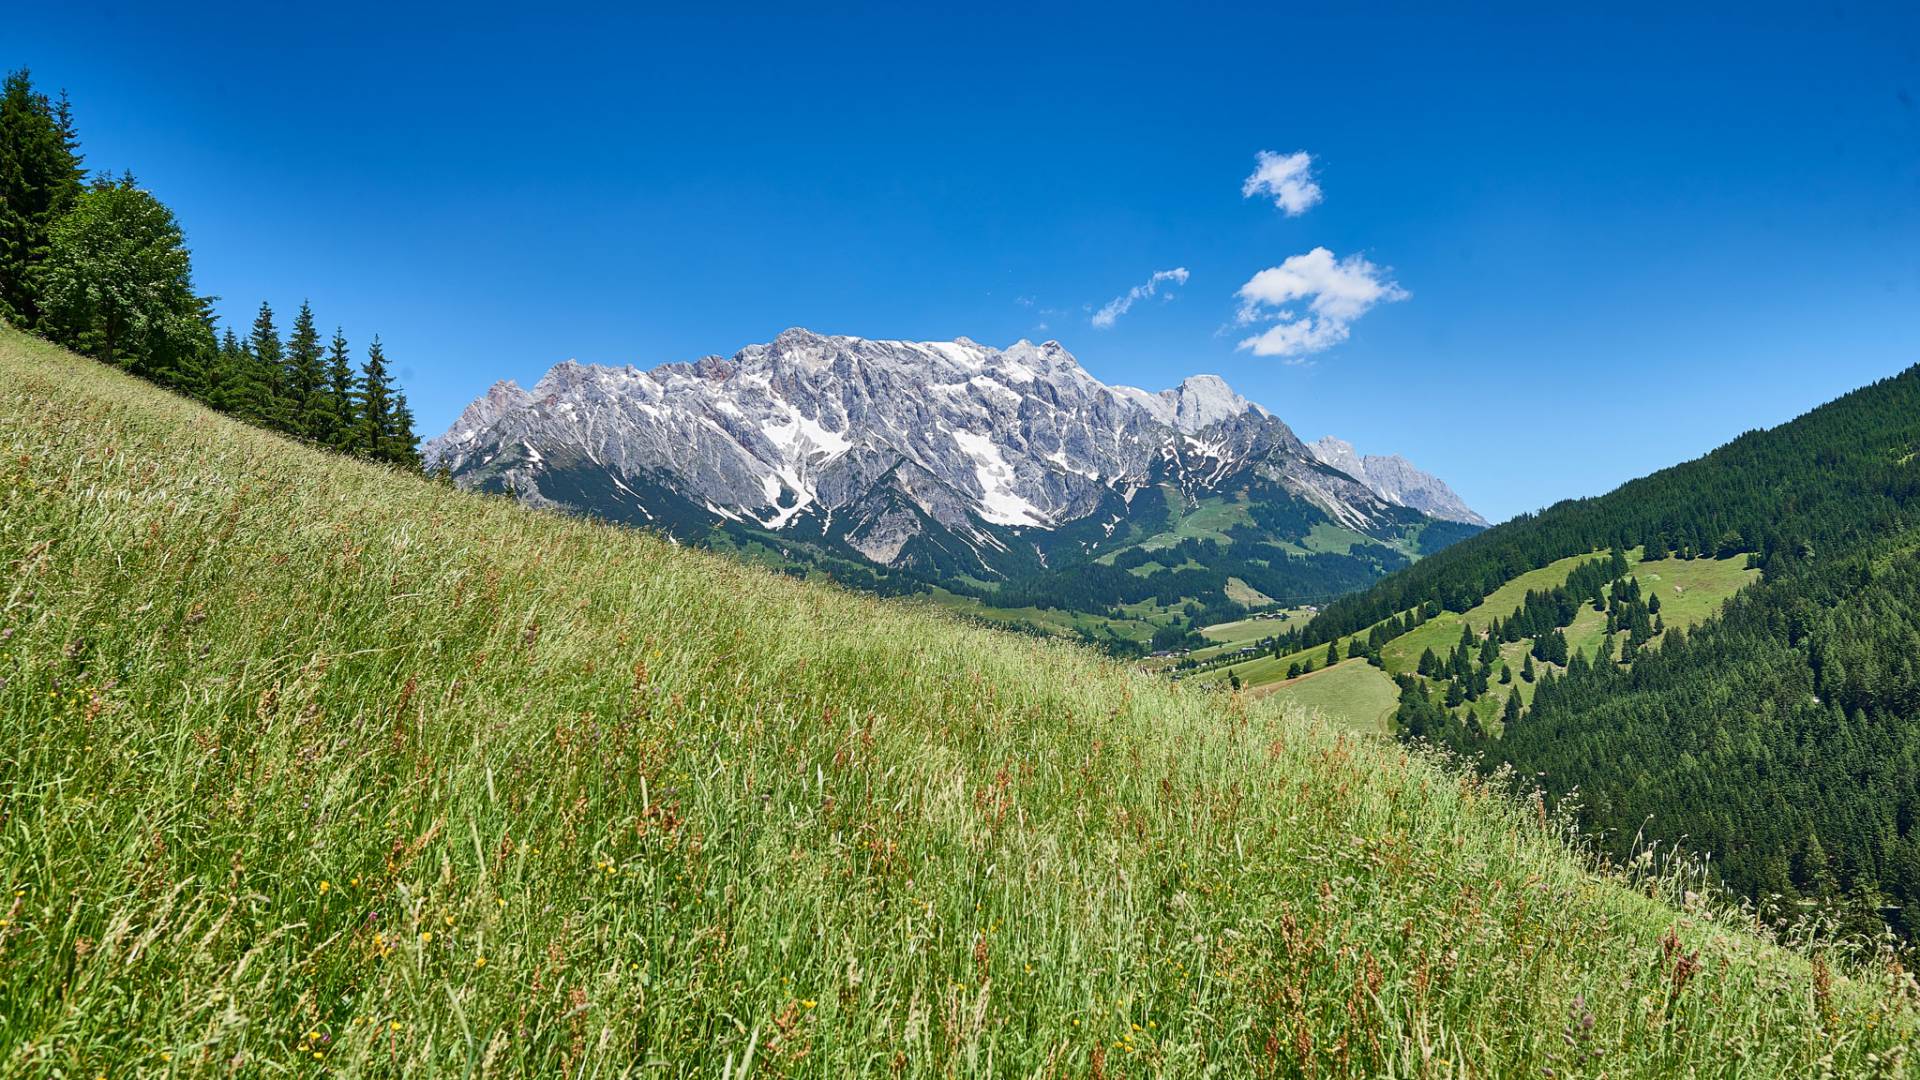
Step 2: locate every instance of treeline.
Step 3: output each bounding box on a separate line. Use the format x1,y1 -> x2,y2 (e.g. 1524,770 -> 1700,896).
1297,362 -> 1920,647
0,70 -> 417,464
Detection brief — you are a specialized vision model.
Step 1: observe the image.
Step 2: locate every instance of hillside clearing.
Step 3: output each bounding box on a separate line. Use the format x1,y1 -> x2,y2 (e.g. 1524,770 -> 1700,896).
1252,658 -> 1400,734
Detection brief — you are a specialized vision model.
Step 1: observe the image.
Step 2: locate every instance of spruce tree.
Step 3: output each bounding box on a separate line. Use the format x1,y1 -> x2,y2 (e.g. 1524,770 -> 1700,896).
356,335 -> 393,457
212,326 -> 249,409
387,384 -> 420,468
0,69 -> 86,328
356,336 -> 418,465
323,327 -> 358,449
239,302 -> 285,428
51,89 -> 83,182
284,301 -> 326,439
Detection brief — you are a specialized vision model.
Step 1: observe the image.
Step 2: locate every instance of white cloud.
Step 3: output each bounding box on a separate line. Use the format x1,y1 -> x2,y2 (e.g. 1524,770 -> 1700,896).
1233,247 -> 1407,360
1242,150 -> 1323,216
1091,267 -> 1190,329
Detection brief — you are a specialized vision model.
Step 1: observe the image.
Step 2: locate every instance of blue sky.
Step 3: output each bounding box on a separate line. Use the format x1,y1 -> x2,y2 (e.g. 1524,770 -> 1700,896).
13,2 -> 1920,521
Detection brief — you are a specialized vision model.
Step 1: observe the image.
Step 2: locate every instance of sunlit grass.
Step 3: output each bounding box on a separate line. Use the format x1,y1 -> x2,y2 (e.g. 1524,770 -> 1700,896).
0,326 -> 1914,1076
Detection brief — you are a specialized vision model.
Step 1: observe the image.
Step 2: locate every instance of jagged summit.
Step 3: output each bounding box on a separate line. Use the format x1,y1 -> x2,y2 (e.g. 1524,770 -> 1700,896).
1309,436 -> 1487,526
424,331 -> 1482,570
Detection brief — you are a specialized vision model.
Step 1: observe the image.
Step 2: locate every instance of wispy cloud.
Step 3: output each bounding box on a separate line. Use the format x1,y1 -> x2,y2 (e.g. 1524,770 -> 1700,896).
1242,150 -> 1322,216
1234,247 -> 1406,360
1091,267 -> 1190,329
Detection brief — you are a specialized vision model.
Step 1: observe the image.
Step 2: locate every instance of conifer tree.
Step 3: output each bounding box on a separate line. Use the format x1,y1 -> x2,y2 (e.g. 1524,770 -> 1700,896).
199,328 -> 242,407
51,89 -> 82,182
388,385 -> 420,468
0,69 -> 86,328
237,302 -> 285,428
323,327 -> 357,449
356,335 -> 394,458
355,337 -> 419,465
284,301 -> 326,439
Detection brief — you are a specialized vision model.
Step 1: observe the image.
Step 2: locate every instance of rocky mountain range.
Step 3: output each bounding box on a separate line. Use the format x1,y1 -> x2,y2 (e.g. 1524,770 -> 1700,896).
425,330 -> 1484,632
1308,437 -> 1488,526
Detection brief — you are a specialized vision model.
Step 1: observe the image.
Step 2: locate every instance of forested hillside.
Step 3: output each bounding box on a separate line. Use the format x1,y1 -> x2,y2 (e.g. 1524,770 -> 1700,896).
1268,362 -> 1920,935
1293,363 -> 1920,648
1487,532 -> 1920,937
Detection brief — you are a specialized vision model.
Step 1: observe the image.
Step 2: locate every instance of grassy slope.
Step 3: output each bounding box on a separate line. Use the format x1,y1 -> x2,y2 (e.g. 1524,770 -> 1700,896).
1252,659 -> 1400,735
927,587 -> 1161,649
0,328 -> 1913,1077
1198,610 -> 1316,647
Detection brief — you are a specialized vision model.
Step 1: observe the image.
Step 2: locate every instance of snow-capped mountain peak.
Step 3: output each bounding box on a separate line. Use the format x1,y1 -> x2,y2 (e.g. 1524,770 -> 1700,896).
424,331 -> 1483,569
1310,436 -> 1487,526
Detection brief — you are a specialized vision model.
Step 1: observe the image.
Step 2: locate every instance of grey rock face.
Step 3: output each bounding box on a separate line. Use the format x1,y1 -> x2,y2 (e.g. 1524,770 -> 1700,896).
1309,436 -> 1488,526
424,329 -> 1486,563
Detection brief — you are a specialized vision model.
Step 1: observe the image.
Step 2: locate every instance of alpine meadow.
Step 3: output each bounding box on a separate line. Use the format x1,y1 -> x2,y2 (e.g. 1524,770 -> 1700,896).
4,320 -> 1917,1077
8,7 -> 1920,1077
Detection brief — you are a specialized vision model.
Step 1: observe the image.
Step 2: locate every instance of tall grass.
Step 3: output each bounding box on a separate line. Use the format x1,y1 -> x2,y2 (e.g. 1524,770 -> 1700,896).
0,325 -> 1913,1076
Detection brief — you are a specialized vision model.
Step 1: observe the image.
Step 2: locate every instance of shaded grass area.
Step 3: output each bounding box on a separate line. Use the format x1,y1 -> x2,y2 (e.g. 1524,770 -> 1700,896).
0,327 -> 1912,1077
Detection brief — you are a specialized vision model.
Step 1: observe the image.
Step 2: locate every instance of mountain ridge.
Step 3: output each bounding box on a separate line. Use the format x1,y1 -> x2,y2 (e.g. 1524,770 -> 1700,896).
425,329 -> 1483,581
1309,436 -> 1488,526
